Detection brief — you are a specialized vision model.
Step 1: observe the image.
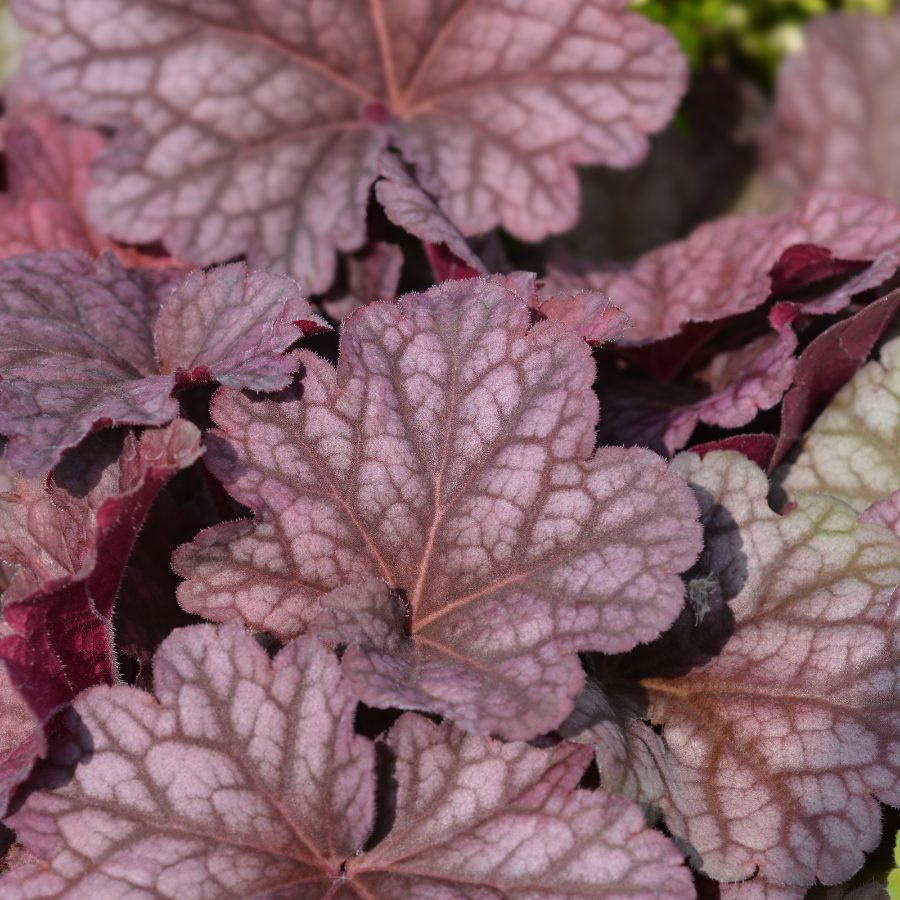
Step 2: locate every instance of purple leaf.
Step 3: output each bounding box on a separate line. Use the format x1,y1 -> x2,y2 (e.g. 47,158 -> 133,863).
374,152 -> 487,277
12,0 -> 686,290
761,12 -> 900,205
544,190 -> 900,347
561,449 -> 900,892
174,277 -> 701,738
594,328 -> 797,455
770,287 -> 900,474
0,421 -> 202,728
0,250 -> 327,476
0,624 -> 695,900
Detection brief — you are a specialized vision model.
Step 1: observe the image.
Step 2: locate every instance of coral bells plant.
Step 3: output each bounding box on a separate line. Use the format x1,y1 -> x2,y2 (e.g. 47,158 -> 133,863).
2,1 -> 900,899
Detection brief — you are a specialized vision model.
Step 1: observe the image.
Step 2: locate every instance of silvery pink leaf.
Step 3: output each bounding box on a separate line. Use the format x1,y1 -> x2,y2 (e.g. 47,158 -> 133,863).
12,0 -> 686,290
0,624 -> 695,900
761,12 -> 900,205
493,271 -> 632,346
718,880 -> 808,900
562,449 -> 900,892
174,277 -> 701,738
0,421 -> 202,728
375,152 -> 487,277
544,190 -> 900,344
773,288 -> 900,480
320,243 -> 404,322
154,262 -> 327,391
661,326 -> 798,453
0,250 -> 326,476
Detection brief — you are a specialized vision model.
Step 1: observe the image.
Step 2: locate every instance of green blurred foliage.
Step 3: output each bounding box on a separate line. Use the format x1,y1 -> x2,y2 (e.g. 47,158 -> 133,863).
889,829 -> 900,899
632,0 -> 893,90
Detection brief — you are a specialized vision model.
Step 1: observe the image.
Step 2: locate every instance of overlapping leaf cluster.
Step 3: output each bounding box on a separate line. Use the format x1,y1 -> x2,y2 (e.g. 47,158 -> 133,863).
0,2 -> 897,900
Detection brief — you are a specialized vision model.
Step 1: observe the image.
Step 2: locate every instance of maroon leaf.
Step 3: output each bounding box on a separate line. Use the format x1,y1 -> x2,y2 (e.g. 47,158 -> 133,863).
12,0 -> 686,290
0,421 -> 202,729
770,287 -> 900,472
544,190 -> 900,347
561,450 -> 900,892
689,434 -> 777,470
0,624 -> 695,900
770,250 -> 900,330
761,11 -> 900,205
767,243 -> 869,297
0,251 -> 327,476
374,152 -> 487,278
174,277 -> 701,738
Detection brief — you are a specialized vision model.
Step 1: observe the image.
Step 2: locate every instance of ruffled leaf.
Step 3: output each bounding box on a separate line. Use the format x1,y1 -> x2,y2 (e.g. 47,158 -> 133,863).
562,450 -> 900,892
0,250 -> 326,476
174,276 -> 701,738
545,190 -> 900,347
0,624 -> 695,900
0,421 -> 203,727
12,0 -> 686,289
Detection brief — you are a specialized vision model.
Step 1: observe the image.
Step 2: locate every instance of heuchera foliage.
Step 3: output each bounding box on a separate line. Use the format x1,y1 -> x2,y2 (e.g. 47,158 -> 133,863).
2,3 -> 900,900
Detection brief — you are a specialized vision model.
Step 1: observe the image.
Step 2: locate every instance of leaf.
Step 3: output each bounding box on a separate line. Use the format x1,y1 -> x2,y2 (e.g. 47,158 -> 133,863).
320,242 -> 405,322
0,644 -> 40,818
544,190 -> 900,346
592,327 -> 797,455
174,276 -> 702,738
374,152 -> 487,277
12,0 -> 687,290
775,289 -> 900,492
0,250 -> 327,476
761,12 -> 900,206
662,326 -> 798,453
0,77 -> 184,269
0,421 -> 203,728
689,434 -> 777,471
561,450 -> 900,891
0,624 -> 695,900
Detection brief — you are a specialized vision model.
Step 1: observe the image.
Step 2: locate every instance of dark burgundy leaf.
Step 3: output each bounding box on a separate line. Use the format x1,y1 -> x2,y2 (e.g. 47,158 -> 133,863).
770,287 -> 900,472
689,434 -> 777,470
768,243 -> 870,296
0,421 -> 202,728
174,276 -> 701,738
